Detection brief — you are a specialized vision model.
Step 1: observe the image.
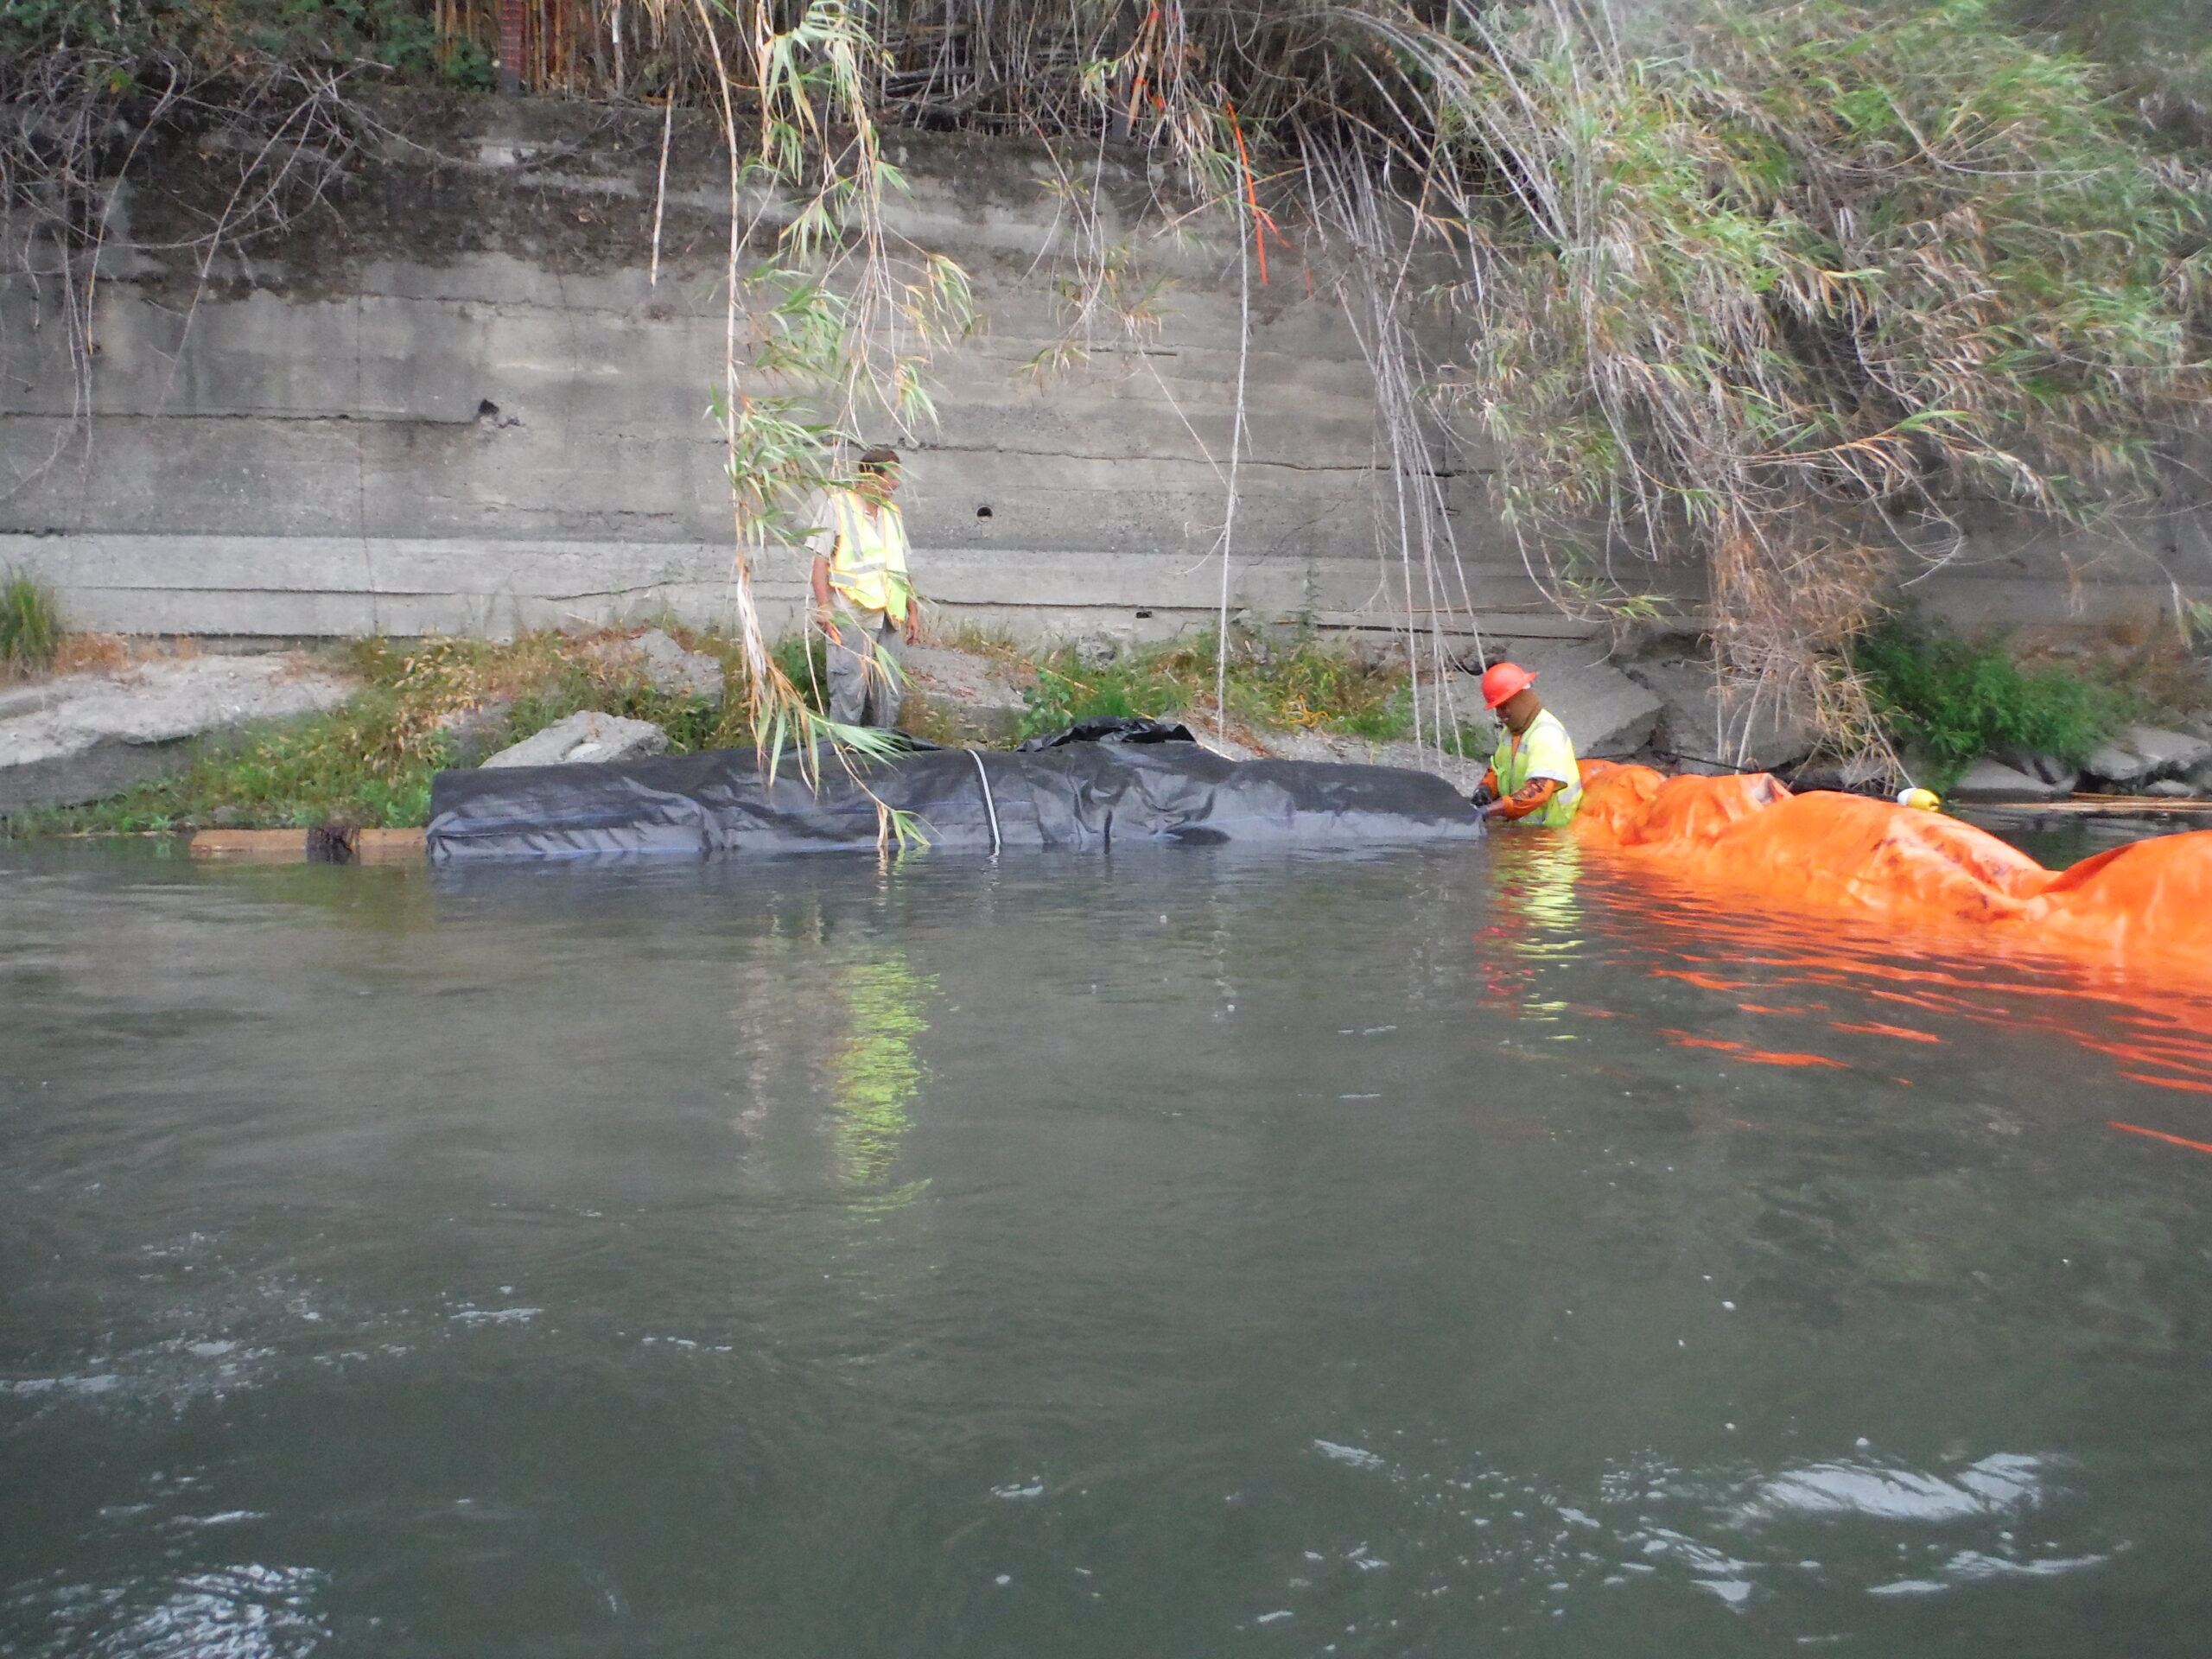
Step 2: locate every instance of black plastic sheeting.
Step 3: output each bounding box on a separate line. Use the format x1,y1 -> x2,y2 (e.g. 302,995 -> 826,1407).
427,740 -> 1483,860
1014,715 -> 1197,751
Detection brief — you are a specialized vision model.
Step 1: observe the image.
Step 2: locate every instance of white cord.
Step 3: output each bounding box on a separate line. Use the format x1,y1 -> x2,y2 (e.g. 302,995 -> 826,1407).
968,749 -> 1001,854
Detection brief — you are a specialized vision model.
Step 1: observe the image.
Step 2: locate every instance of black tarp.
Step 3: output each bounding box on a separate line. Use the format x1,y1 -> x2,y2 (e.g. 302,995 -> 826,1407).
1014,715 -> 1198,750
426,740 -> 1483,860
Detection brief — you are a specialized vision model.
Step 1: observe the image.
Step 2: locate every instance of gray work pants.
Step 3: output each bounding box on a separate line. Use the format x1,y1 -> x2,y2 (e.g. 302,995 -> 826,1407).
825,612 -> 906,729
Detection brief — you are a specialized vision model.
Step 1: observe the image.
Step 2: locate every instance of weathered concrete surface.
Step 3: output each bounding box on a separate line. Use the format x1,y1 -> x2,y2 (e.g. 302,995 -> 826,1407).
1789,754 -> 1894,794
0,533 -> 1592,648
1503,643 -> 1666,760
479,709 -> 667,768
0,113 -> 1617,646
1624,660 -> 1819,773
2116,725 -> 2212,779
2083,740 -> 2155,787
3,101 -> 2199,652
0,655 -> 354,815
590,627 -> 725,703
897,643 -> 1028,743
1950,758 -> 2072,803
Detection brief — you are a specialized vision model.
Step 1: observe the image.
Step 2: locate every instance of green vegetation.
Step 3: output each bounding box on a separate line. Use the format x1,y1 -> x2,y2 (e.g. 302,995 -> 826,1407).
0,0 -> 474,84
1014,635 -> 1412,746
3,626 -> 1441,837
2011,0 -> 2212,148
7,628 -> 754,836
0,572 -> 64,677
1853,620 -> 2125,783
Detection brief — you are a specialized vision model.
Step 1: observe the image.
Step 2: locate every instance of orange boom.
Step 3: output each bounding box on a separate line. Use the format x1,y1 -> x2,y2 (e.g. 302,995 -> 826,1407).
1574,761 -> 2212,981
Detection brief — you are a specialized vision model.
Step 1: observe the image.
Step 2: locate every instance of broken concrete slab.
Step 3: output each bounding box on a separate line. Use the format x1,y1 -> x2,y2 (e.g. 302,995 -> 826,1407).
2082,741 -> 2152,787
1788,754 -> 1895,794
1950,758 -> 2072,803
588,627 -> 725,704
1624,660 -> 1818,772
1503,644 -> 1666,760
898,643 -> 1030,744
480,710 -> 668,768
0,654 -> 354,816
2119,724 -> 2212,779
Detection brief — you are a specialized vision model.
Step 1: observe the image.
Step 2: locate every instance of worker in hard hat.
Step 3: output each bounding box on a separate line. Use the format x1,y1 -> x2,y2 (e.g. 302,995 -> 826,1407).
807,447 -> 918,730
1471,662 -> 1583,826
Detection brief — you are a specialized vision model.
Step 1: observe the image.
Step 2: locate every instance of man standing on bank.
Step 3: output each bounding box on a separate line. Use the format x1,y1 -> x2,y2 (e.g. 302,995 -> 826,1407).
1471,661 -> 1584,826
808,447 -> 919,730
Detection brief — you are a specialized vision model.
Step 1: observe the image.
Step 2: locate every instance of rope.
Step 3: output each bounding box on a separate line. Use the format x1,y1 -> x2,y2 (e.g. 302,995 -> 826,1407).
968,749 -> 1001,854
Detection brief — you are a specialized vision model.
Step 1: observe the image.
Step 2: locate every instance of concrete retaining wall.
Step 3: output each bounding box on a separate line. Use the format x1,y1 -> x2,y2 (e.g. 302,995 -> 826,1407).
2,103 -> 2202,645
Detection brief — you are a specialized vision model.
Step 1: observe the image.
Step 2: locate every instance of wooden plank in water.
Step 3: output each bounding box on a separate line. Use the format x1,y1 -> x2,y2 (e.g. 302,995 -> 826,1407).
188,827 -> 427,862
190,829 -> 308,861
355,828 -> 427,862
1966,796 -> 2212,819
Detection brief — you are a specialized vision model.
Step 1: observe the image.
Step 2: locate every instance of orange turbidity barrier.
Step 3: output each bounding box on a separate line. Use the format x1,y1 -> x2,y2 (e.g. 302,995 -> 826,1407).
1573,761 -> 2212,978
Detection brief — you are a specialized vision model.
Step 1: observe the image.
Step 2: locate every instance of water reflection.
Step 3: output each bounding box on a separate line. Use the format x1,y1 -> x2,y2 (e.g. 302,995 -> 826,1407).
832,955 -> 931,1188
1573,855 -> 2212,1115
3,842 -> 2209,1656
1477,833 -> 1586,1032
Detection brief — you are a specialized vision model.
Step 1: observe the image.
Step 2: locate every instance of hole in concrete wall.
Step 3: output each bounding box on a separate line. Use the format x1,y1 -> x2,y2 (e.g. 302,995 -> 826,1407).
477,399 -> 500,420
1135,609 -> 1154,620
976,505 -> 993,520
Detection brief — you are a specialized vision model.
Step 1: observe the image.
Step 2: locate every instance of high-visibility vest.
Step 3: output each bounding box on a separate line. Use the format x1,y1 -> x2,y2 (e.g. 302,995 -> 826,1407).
824,489 -> 912,620
1490,707 -> 1584,827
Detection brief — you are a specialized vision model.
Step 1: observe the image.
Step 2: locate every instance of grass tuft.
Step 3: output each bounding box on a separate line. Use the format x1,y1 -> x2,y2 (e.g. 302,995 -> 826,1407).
0,571 -> 64,677
1015,633 -> 1413,744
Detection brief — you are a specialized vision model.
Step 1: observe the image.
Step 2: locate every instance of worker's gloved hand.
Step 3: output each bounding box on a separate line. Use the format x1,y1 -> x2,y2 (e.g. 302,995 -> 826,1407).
1469,785 -> 1498,809
1487,777 -> 1566,823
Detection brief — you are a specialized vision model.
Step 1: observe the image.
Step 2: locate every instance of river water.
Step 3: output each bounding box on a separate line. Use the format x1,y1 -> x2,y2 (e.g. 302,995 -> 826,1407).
3,837 -> 2209,1657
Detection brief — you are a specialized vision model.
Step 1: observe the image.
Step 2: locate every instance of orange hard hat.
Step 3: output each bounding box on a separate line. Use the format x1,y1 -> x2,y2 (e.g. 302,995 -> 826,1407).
1480,661 -> 1538,709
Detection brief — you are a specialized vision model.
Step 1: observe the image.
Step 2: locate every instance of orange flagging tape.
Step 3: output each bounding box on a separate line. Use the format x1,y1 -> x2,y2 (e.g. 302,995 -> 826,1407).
1573,761 -> 2212,981
2110,1122 -> 2212,1156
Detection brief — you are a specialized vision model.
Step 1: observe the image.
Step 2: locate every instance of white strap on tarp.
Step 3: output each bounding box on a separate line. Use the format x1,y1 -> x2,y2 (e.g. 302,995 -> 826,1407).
967,749 -> 1001,854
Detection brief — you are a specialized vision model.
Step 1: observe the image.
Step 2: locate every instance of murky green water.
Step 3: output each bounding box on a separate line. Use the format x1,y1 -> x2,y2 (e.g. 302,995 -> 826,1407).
1958,805 -> 2198,870
3,837 -> 2209,1657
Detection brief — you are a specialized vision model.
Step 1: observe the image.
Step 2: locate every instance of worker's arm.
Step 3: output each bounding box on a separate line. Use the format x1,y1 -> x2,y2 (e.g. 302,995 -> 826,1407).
1471,766 -> 1500,807
809,554 -> 837,639
1481,776 -> 1565,823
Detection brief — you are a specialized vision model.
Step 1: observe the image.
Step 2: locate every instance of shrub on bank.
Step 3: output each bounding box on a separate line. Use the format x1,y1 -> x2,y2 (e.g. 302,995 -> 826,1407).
1853,619 -> 2126,779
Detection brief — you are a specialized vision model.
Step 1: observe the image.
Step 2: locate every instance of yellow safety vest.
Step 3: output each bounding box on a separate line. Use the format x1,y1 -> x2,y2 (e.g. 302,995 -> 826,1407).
824,490 -> 912,621
1490,707 -> 1583,827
